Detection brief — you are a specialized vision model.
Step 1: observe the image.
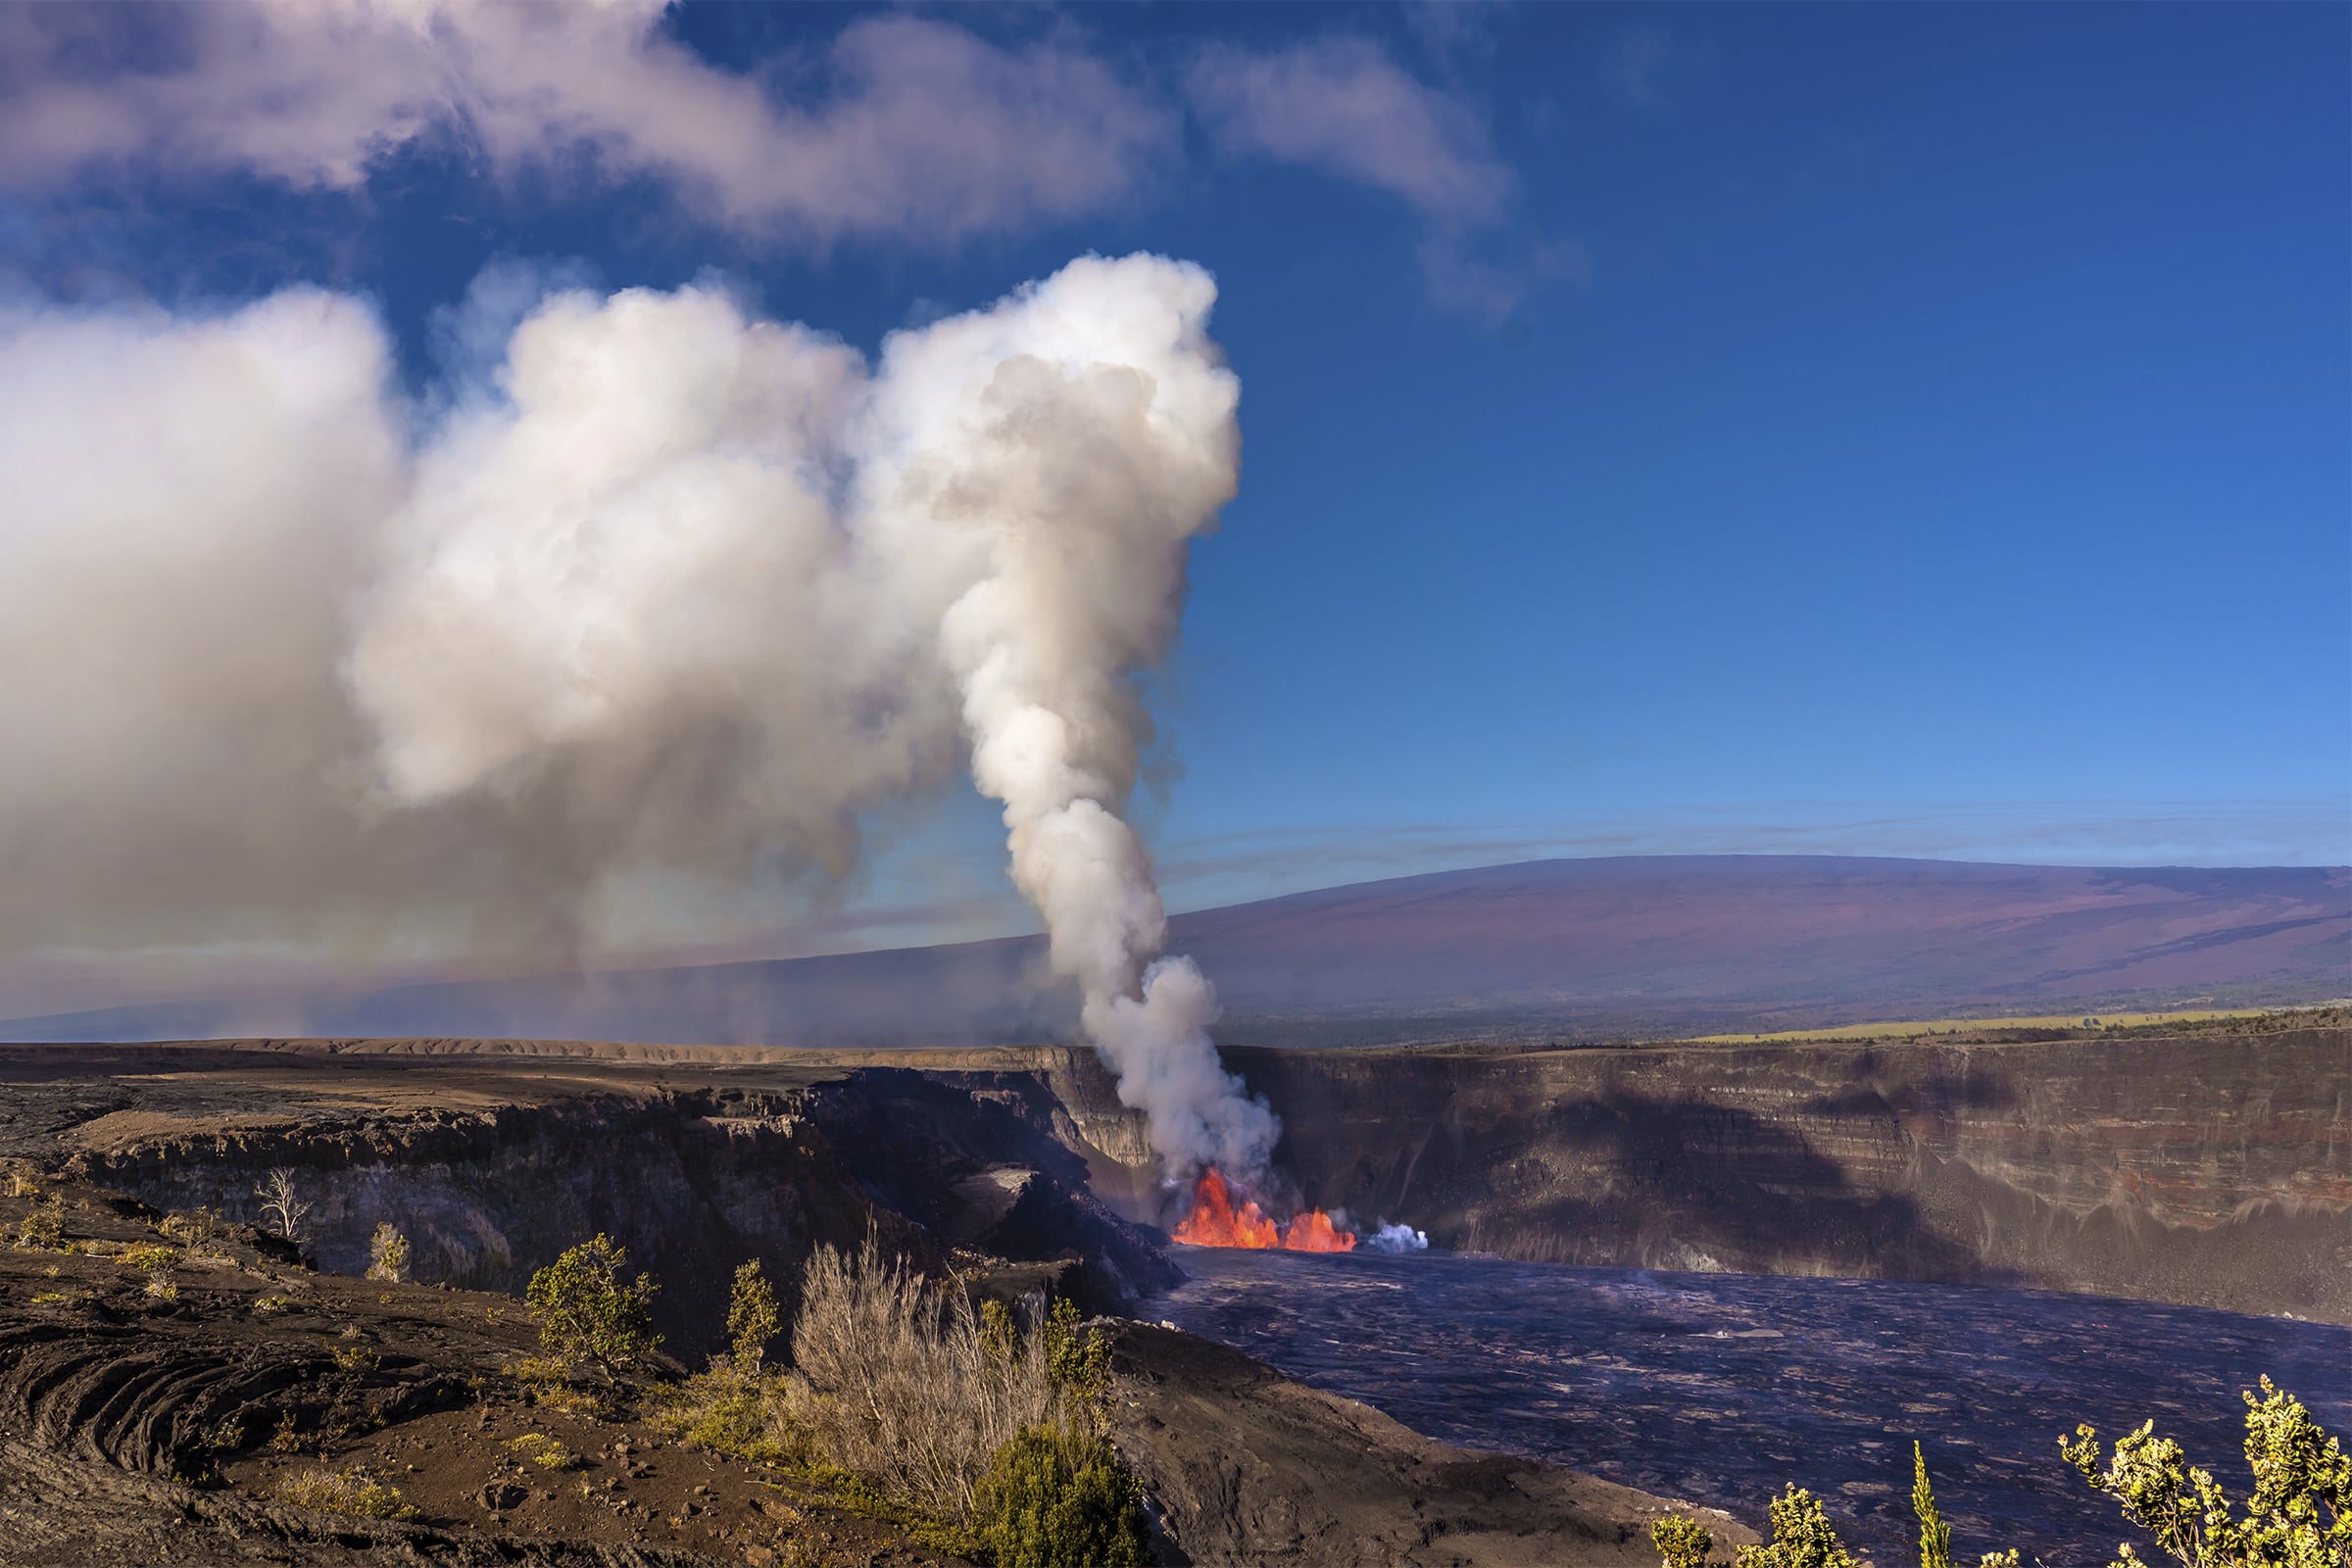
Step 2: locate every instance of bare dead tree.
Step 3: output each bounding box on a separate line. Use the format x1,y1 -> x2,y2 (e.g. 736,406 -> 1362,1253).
255,1168 -> 312,1242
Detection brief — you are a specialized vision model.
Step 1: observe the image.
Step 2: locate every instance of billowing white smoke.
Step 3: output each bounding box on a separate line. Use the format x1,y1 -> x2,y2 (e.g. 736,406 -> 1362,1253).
0,253 -> 1273,1177
1364,1222 -> 1430,1253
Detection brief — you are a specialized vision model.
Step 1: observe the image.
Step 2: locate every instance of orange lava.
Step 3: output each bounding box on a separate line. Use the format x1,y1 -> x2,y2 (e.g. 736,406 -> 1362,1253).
1172,1168 -> 1356,1252
1280,1207 -> 1357,1252
1172,1167 -> 1280,1248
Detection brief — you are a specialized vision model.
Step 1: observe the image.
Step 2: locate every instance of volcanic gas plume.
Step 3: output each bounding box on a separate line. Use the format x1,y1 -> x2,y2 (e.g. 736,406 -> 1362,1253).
0,253 -> 1276,1181
1173,1168 -> 1356,1252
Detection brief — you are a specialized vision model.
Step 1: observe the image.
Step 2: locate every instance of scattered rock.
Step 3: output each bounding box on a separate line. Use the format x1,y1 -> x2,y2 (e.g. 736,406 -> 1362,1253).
474,1480 -> 525,1511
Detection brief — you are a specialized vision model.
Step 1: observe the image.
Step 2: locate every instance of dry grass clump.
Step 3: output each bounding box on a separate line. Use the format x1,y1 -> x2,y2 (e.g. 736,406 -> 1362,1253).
276,1464 -> 417,1519
782,1235 -> 1070,1522
649,1238 -> 1147,1560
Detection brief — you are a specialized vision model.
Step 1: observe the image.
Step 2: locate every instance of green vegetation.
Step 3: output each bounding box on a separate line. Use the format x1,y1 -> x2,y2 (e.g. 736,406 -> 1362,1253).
366,1222 -> 410,1284
524,1232 -> 662,1377
13,1195 -> 64,1250
654,1234 -> 1150,1565
729,1257 -> 781,1371
2062,1377 -> 2349,1568
275,1464 -> 418,1520
1653,1380 -> 2345,1568
507,1432 -> 580,1470
974,1423 -> 1152,1568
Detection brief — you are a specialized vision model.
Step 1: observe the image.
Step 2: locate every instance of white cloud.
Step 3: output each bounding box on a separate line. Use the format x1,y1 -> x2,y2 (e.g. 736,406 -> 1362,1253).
1186,36 -> 1511,229
0,8 -> 1564,314
0,2 -> 1173,249
1186,35 -> 1557,317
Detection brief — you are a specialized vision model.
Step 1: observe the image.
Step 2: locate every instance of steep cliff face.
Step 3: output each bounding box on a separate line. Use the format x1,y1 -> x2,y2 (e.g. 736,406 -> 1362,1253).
55,1067 -> 1172,1354
1298,1031 -> 2352,1321
13,1030 -> 2344,1328
968,1031 -> 2352,1323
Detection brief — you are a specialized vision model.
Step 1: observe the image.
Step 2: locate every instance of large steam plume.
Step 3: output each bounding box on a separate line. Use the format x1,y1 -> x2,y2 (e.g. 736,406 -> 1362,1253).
0,253 -> 1273,1177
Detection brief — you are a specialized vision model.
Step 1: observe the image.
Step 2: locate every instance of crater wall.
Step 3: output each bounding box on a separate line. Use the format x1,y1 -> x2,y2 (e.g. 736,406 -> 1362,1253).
968,1030 -> 2352,1323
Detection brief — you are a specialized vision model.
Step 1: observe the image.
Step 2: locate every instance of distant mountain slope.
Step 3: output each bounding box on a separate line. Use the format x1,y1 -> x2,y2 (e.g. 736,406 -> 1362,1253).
7,857 -> 2346,1046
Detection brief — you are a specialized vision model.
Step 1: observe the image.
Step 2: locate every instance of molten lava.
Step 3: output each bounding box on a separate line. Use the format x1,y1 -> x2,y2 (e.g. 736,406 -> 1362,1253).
1172,1168 -> 1356,1252
1279,1207 -> 1357,1252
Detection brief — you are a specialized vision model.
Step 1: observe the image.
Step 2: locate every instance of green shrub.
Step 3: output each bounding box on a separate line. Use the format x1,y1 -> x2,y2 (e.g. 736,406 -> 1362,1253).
506,1433 -> 580,1470
14,1197 -> 64,1251
1655,1512 -> 1717,1568
1650,1383 -> 2345,1568
1735,1487 -> 1856,1568
524,1233 -> 661,1376
653,1370 -> 799,1467
1042,1296 -> 1113,1405
973,1424 -> 1152,1568
728,1257 -> 780,1375
2062,1376 -> 2350,1568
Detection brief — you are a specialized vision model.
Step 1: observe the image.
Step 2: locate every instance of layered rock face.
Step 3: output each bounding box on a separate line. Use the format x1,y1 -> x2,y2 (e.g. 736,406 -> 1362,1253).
28,1054 -> 1171,1354
12,1028 -> 2345,1329
967,1030 -> 2352,1323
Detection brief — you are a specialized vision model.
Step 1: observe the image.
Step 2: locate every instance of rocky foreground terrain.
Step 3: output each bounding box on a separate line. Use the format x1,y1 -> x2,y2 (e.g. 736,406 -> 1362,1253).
0,1048 -> 1741,1567
0,1019 -> 2341,1563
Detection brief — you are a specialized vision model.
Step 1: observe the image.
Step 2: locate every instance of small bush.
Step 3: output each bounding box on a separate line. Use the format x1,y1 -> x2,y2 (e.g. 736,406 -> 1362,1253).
727,1257 -> 780,1374
276,1465 -> 417,1520
331,1342 -> 380,1375
1656,1513 -> 1717,1568
144,1276 -> 178,1301
253,1293 -> 290,1314
524,1234 -> 661,1376
653,1367 -> 800,1467
2062,1376 -> 2350,1568
506,1433 -> 580,1470
159,1208 -> 228,1257
366,1222 -> 411,1284
1733,1487 -> 1855,1568
973,1424 -> 1152,1568
119,1243 -> 178,1272
1651,1383 -> 2348,1568
14,1197 -> 64,1251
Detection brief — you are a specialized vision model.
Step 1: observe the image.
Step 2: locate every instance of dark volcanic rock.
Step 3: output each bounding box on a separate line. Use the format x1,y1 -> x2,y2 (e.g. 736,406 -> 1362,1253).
1107,1320 -> 1754,1567
1221,1029 -> 2352,1323
962,1029 -> 2352,1323
3,1051 -> 1175,1355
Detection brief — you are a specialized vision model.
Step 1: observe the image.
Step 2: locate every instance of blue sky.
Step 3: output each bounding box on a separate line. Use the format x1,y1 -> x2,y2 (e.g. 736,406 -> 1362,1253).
0,2 -> 2345,989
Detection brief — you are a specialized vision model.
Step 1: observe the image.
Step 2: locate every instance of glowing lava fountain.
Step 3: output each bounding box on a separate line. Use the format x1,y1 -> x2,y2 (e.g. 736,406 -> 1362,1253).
1173,1168 -> 1356,1252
